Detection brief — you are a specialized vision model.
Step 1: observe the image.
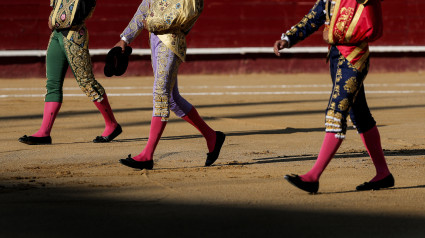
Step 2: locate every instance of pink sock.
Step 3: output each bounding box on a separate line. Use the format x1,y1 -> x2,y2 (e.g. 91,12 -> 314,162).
182,107 -> 216,152
93,94 -> 118,136
32,102 -> 62,137
133,117 -> 167,162
300,133 -> 343,182
360,126 -> 391,182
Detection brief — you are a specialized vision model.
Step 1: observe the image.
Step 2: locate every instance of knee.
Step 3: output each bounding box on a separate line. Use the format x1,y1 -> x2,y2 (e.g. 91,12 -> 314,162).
350,110 -> 376,133
352,117 -> 376,133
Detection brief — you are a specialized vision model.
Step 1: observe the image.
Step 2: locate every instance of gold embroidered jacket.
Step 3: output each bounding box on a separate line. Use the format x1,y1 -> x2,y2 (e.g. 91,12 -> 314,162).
121,0 -> 204,61
283,0 -> 383,71
49,0 -> 96,49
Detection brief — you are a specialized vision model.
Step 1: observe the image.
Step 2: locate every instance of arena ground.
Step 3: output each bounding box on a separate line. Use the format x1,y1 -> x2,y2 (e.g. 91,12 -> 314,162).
0,73 -> 424,237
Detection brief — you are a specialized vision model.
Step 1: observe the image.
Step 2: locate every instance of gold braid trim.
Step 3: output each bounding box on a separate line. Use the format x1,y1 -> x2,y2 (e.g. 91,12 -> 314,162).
62,36 -> 104,101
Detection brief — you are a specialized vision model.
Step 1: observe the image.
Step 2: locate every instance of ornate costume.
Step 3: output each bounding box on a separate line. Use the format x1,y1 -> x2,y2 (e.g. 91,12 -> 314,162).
121,0 -> 204,61
280,0 -> 393,193
120,0 -> 204,120
18,0 -> 121,145
282,0 -> 383,138
118,0 -> 225,169
47,0 -> 104,102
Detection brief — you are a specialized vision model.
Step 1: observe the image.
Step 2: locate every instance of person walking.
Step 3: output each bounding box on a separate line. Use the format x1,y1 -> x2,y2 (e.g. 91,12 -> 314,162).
274,0 -> 394,193
115,0 -> 225,170
19,0 -> 122,145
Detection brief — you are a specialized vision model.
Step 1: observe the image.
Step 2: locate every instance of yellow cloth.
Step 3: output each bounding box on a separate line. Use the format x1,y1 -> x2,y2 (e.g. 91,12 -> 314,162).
146,0 -> 203,61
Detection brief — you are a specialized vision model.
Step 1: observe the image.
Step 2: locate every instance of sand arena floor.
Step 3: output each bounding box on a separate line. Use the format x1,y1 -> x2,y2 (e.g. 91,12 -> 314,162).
0,73 -> 424,237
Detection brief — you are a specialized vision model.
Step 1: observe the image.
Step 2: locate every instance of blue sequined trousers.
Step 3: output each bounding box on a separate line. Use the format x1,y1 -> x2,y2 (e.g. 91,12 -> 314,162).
325,46 -> 376,138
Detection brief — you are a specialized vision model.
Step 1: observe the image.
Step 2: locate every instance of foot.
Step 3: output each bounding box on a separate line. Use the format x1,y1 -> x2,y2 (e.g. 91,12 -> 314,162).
284,174 -> 319,194
119,154 -> 153,170
356,173 -> 394,191
18,135 -> 52,145
93,124 -> 122,143
205,131 -> 226,166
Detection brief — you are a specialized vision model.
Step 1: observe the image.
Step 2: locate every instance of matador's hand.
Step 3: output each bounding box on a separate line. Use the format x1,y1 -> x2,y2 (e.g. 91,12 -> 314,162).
273,40 -> 289,56
114,40 -> 128,53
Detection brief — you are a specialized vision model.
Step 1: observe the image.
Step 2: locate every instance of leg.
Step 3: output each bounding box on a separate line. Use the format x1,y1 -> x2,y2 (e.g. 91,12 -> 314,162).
299,47 -> 357,183
61,34 -> 121,142
40,32 -> 68,137
19,32 -> 67,144
286,47 -> 363,192
350,83 -> 391,183
131,34 -> 173,162
166,54 -> 225,164
169,79 -> 218,153
92,93 -> 122,142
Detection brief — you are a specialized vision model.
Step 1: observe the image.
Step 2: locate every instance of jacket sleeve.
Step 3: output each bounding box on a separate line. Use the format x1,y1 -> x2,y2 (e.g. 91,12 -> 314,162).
120,1 -> 150,44
283,0 -> 327,47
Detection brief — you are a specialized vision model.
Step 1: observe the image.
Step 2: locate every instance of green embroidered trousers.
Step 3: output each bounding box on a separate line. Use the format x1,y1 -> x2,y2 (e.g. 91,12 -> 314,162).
45,30 -> 105,102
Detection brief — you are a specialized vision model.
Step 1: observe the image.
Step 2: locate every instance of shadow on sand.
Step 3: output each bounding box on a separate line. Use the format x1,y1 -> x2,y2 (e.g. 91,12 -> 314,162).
0,185 -> 424,237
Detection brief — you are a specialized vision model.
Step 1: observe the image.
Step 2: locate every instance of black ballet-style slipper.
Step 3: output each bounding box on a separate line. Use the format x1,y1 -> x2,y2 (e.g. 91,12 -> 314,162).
284,174 -> 319,194
93,124 -> 122,143
205,131 -> 226,167
356,173 -> 394,191
119,154 -> 153,170
18,135 -> 52,145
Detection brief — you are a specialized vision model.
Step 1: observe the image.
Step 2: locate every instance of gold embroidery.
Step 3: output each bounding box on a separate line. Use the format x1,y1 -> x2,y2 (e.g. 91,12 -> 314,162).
66,24 -> 89,49
327,0 -> 342,44
338,98 -> 350,111
325,110 -> 346,139
354,49 -> 370,71
63,36 -> 104,101
147,0 -> 204,62
344,77 -> 358,94
286,1 -> 317,39
52,0 -> 81,29
345,4 -> 364,43
334,7 -> 355,42
332,85 -> 340,99
153,42 -> 181,120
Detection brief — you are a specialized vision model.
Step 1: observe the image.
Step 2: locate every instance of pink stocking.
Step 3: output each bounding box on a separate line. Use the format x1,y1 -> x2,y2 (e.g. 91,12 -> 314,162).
360,126 -> 391,182
300,133 -> 343,182
93,94 -> 118,136
32,102 -> 62,137
182,107 -> 216,152
133,117 -> 167,162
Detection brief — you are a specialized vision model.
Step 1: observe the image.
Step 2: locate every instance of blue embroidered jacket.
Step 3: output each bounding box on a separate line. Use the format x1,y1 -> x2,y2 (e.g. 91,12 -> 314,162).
283,0 -> 327,46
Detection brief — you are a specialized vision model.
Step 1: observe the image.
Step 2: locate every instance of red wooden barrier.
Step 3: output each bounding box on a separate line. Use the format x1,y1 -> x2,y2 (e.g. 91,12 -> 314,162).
0,0 -> 423,77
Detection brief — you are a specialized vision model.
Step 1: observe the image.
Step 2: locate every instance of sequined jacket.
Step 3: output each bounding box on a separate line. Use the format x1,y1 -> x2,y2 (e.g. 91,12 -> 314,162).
282,0 -> 383,70
121,0 -> 204,61
49,0 -> 96,48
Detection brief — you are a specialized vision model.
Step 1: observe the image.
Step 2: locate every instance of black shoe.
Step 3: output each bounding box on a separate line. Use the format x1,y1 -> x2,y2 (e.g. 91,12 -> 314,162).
356,173 -> 394,191
205,131 -> 226,167
18,135 -> 52,145
93,124 -> 122,143
119,154 -> 153,170
284,174 -> 319,194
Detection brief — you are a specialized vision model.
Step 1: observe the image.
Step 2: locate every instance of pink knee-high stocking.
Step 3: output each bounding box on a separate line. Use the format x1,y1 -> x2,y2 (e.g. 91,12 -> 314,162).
182,107 -> 216,153
133,117 -> 167,162
300,133 -> 343,182
360,126 -> 391,182
93,94 -> 119,136
32,102 -> 62,137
